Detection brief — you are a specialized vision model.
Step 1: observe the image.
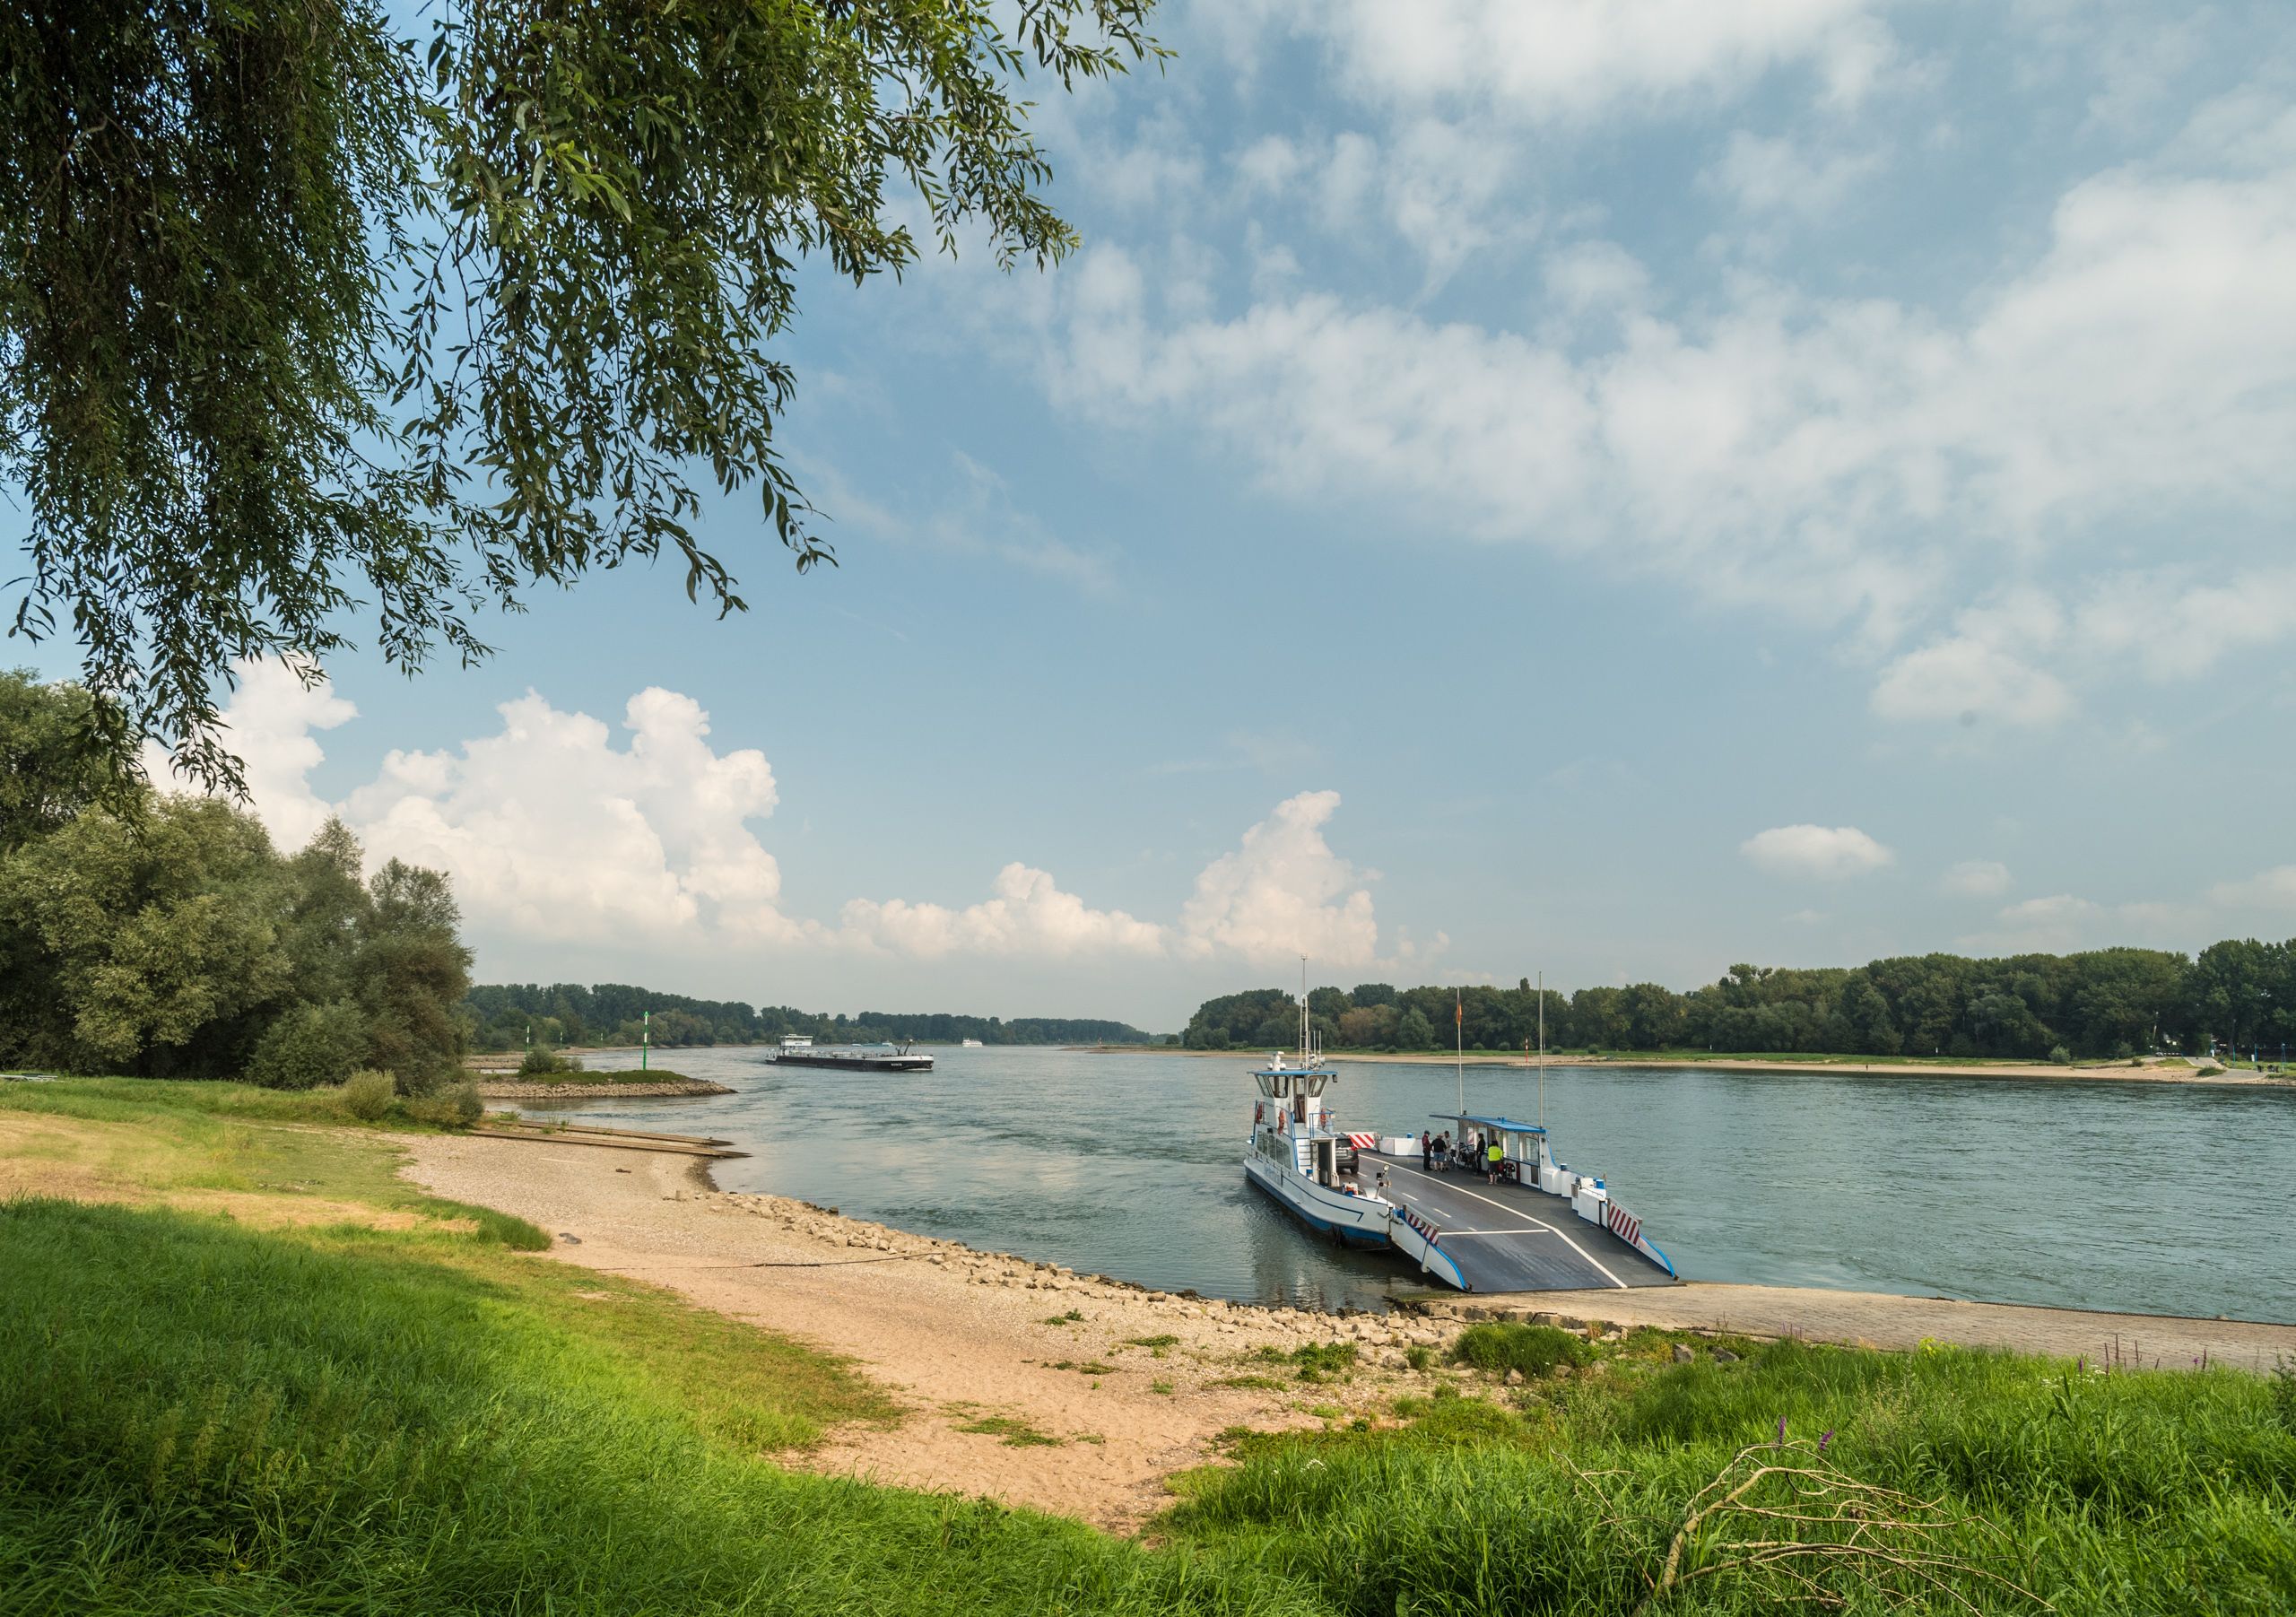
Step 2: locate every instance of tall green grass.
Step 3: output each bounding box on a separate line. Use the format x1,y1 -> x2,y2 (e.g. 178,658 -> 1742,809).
1167,1338 -> 2296,1615
0,1197 -> 1310,1616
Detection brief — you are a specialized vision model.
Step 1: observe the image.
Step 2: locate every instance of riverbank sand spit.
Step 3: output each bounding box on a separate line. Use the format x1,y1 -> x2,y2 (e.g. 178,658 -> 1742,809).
404,1134 -> 2296,1530
405,1135 -> 1455,1531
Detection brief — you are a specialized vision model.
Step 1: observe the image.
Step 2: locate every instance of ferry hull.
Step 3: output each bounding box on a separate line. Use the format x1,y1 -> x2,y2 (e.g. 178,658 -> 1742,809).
1243,1152 -> 1393,1248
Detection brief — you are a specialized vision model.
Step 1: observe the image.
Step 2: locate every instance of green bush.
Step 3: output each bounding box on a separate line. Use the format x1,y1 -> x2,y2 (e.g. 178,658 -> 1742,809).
406,1078 -> 482,1129
339,1068 -> 396,1122
2048,1044 -> 2073,1065
1450,1322 -> 1594,1378
519,1045 -> 572,1076
246,999 -> 369,1090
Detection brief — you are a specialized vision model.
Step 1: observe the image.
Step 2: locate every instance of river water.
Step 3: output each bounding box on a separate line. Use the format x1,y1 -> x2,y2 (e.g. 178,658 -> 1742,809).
512,1048 -> 2296,1322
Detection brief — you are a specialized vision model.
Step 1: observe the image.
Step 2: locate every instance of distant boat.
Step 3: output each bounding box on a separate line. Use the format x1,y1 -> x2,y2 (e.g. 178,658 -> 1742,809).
961,1038 -> 984,1048
769,1034 -> 933,1073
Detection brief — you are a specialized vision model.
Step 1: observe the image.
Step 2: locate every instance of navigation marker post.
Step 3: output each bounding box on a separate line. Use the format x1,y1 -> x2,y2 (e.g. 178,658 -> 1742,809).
641,1010 -> 650,1072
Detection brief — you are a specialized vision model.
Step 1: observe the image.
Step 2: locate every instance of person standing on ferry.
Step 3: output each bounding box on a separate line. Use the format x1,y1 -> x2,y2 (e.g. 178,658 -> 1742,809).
1419,1130 -> 1432,1171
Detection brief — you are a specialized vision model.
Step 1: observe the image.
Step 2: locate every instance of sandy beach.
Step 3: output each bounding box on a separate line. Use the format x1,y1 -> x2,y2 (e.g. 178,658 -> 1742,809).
406,1133 -> 1453,1530
404,1129 -> 2296,1530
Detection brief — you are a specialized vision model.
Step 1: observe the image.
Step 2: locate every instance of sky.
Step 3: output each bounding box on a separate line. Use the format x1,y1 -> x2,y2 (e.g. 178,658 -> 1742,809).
16,0 -> 2296,1030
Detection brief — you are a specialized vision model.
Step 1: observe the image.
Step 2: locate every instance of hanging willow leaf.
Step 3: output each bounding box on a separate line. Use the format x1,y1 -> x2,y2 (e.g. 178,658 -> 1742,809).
0,0 -> 1163,792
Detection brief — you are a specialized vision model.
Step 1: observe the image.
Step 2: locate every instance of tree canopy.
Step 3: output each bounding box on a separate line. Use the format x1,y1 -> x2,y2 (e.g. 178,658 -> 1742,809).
463,981 -> 1157,1051
0,669 -> 471,1087
1185,945 -> 2296,1064
0,1 -> 1161,787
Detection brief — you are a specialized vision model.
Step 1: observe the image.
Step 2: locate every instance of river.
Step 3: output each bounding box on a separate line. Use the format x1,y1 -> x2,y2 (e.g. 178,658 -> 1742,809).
509,1047 -> 2296,1321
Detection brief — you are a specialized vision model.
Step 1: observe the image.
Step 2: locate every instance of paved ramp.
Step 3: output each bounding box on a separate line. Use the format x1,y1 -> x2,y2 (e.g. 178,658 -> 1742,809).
1377,1158 -> 1676,1292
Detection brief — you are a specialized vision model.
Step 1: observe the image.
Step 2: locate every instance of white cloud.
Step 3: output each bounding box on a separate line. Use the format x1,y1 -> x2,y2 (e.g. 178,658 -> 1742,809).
152,658 -> 358,851
1741,823 -> 1895,880
839,864 -> 1166,959
185,673 -> 1411,974
1179,789 -> 1380,965
1870,590 -> 2074,726
2205,866 -> 2296,911
1943,859 -> 2013,898
342,687 -> 805,949
1208,0 -> 1900,122
1039,134 -> 2296,700
1707,129 -> 1884,214
1954,891 -> 2200,955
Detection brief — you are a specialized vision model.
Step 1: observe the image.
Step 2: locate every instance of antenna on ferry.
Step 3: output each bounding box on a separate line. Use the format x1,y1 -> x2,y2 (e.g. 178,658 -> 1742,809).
1455,987 -> 1465,1119
1537,969 -> 1545,1132
1299,954 -> 1309,1060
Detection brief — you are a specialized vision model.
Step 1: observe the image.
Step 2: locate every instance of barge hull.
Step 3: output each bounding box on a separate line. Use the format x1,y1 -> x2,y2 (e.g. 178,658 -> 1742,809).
769,1053 -> 935,1072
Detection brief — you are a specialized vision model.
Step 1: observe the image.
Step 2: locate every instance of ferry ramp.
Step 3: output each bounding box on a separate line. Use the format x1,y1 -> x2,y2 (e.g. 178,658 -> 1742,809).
1377,1158 -> 1676,1293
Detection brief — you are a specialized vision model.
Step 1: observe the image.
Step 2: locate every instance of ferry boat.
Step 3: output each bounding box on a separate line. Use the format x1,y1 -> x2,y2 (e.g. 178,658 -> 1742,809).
769,1035 -> 934,1073
1239,997 -> 1676,1293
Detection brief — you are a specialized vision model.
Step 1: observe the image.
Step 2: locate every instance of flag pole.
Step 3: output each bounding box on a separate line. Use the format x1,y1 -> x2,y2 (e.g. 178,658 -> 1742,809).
1537,969 -> 1545,1132
1455,989 -> 1465,1119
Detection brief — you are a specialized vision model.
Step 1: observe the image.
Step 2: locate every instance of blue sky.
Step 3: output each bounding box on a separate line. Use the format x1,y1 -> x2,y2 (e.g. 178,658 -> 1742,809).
18,0 -> 2296,1030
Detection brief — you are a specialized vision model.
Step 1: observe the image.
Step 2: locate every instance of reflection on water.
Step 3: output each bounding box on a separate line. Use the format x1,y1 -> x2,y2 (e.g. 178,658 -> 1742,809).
511,1048 -> 2296,1319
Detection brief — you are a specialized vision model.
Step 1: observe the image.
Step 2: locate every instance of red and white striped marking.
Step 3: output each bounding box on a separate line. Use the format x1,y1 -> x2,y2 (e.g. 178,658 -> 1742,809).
1345,1132 -> 1378,1149
1605,1203 -> 1642,1248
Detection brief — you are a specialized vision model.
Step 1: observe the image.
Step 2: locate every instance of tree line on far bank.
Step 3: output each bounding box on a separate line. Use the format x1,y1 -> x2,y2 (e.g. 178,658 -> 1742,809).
1184,943 -> 2296,1064
1,673 -> 471,1091
462,982 -> 1156,1052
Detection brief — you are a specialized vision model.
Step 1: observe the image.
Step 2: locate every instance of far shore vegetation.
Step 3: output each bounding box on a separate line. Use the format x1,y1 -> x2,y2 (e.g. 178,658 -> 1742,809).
461,981 -> 1158,1055
5,1075 -> 2292,1615
1185,948 -> 2296,1068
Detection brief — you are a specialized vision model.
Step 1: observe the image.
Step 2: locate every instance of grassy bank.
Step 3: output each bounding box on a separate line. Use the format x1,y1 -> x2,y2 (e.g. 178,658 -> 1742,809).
4,1080 -> 2291,1614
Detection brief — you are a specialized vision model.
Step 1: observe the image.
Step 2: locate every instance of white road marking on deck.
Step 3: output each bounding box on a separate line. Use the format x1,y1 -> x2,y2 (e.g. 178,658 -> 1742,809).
1385,1162 -> 1628,1289
1432,1229 -> 1555,1239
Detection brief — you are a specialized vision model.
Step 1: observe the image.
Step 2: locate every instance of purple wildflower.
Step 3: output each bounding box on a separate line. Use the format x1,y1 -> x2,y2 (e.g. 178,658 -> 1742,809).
1776,1415 -> 1787,1448
1819,1429 -> 1834,1455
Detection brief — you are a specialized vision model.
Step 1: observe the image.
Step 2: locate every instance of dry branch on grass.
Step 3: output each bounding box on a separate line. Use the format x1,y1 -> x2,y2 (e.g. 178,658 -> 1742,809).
1577,1439 -> 2054,1614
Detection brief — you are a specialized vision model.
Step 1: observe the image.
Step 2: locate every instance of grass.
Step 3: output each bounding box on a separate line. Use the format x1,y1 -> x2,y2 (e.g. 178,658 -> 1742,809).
0,1077 -> 548,1248
1048,1360 -> 1118,1376
1245,1341 -> 1360,1383
954,1414 -> 1065,1449
1044,1308 -> 1085,1326
1450,1321 -> 1595,1378
1165,1336 -> 2296,1615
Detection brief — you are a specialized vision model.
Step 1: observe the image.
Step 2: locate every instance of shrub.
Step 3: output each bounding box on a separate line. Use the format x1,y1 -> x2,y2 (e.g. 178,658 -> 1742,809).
1450,1322 -> 1594,1378
246,1000 -> 369,1090
2048,1044 -> 2073,1065
340,1068 -> 397,1121
1403,1343 -> 1432,1371
2111,1039 -> 2135,1060
407,1079 -> 483,1129
519,1045 -> 572,1076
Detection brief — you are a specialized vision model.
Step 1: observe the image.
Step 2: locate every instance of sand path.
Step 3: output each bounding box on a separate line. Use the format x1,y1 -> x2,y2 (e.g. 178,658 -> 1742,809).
1431,1283 -> 2296,1373
404,1135 -> 1450,1530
